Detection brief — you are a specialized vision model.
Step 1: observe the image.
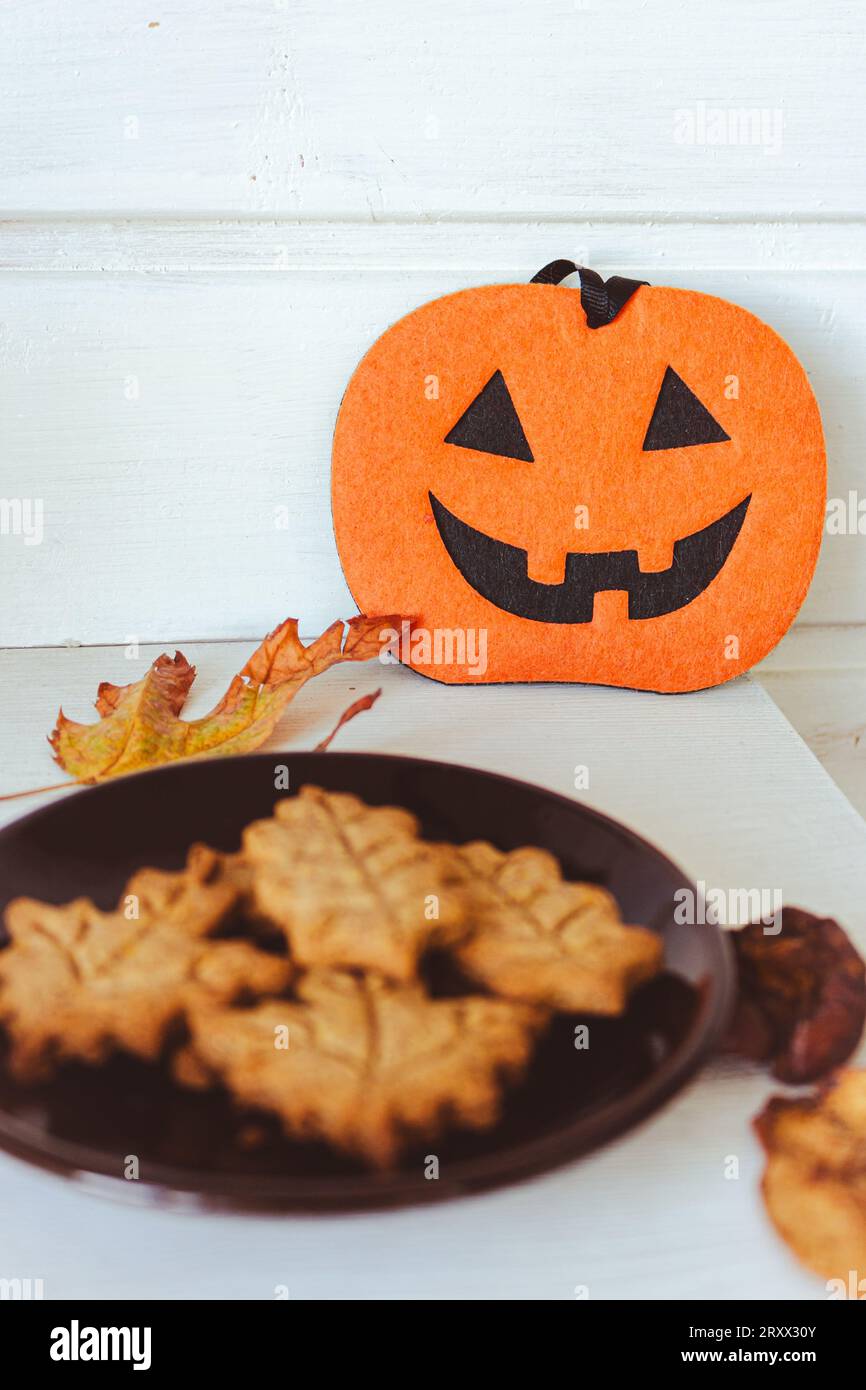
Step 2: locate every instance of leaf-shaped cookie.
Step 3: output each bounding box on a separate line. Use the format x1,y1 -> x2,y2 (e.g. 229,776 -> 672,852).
184,970 -> 547,1167
0,890 -> 292,1081
451,842 -> 663,1012
755,1069 -> 866,1283
49,614 -> 393,783
122,842 -> 251,935
243,786 -> 469,980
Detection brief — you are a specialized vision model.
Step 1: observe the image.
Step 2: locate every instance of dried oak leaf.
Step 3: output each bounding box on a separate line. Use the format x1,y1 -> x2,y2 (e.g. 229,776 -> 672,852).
184,970 -> 547,1167
0,888 -> 292,1081
49,615 -> 394,783
725,907 -> 866,1083
243,785 -> 469,981
451,841 -> 663,1013
755,1069 -> 866,1282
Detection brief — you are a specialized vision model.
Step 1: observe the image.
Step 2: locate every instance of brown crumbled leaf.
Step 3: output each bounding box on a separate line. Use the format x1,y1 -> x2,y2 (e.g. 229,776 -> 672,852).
755,1069 -> 866,1282
451,841 -> 663,1013
725,907 -> 866,1083
185,969 -> 547,1167
243,785 -> 469,981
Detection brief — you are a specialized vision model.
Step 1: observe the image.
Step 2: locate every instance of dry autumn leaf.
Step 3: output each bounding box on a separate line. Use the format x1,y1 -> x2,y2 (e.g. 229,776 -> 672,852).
48,615 -> 394,784
724,907 -> 866,1083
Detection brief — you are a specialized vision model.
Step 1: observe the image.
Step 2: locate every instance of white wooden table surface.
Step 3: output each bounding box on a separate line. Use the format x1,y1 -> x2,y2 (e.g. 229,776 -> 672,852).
1,645 -> 864,1300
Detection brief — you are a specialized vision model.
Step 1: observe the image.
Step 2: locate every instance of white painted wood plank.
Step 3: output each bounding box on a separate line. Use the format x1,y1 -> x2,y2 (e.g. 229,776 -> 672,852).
2,1 -> 865,217
2,648 -> 862,930
755,625 -> 866,818
758,668 -> 866,821
3,218 -> 866,275
759,623 -> 866,671
4,630 -> 863,820
3,626 -> 865,818
0,646 -> 864,1298
1,239 -> 864,645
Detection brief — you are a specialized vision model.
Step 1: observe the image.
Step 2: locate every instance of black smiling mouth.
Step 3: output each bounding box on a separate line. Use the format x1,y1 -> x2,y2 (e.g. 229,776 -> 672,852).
429,492 -> 751,623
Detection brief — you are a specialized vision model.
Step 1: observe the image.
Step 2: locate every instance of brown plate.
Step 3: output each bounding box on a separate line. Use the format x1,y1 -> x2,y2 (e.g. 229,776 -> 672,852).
0,752 -> 734,1211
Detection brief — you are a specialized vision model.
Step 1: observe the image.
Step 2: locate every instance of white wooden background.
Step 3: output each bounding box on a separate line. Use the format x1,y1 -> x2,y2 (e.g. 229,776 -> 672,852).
1,1 -> 864,813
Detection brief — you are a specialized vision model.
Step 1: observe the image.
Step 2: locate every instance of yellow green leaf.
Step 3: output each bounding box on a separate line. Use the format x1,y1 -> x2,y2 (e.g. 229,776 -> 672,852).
49,615 -> 393,783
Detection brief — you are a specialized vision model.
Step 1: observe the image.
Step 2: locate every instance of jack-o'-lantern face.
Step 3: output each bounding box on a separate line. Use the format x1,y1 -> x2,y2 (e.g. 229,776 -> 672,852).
331,277 -> 825,692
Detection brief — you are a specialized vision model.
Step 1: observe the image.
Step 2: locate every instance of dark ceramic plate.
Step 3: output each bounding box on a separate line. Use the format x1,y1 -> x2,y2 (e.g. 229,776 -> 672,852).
0,753 -> 735,1211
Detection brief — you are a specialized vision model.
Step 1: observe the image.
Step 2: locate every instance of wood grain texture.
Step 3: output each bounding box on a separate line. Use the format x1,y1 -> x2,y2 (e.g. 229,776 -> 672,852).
1,1 -> 864,217
2,625 -> 864,818
0,0 -> 863,648
760,667 -> 866,817
0,645 -> 864,1298
0,223 -> 863,647
2,646 -> 862,928
756,625 -> 866,818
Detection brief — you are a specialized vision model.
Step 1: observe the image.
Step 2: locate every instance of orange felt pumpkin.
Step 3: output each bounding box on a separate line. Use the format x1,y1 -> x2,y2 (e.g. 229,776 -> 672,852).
331,263 -> 825,693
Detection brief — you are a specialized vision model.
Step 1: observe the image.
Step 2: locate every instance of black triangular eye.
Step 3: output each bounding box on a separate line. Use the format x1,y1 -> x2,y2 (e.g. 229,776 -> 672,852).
445,370 -> 534,462
642,366 -> 730,451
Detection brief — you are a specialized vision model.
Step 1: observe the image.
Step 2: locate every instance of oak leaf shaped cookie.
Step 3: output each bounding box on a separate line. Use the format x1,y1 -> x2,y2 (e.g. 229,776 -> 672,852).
49,615 -> 393,783
243,786 -> 469,980
122,842 -> 251,935
451,842 -> 662,1012
755,1069 -> 866,1283
0,891 -> 292,1081
185,970 -> 547,1167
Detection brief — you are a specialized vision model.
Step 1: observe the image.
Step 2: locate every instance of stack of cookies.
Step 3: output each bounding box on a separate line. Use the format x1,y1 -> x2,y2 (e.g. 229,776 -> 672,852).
0,786 -> 662,1167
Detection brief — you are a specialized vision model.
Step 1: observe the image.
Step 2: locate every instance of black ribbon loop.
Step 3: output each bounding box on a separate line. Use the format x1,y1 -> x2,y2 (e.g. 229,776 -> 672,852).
530,260 -> 648,328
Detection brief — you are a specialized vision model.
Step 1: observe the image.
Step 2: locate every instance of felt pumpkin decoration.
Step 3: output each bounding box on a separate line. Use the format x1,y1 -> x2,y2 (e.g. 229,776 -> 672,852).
331,262 -> 825,693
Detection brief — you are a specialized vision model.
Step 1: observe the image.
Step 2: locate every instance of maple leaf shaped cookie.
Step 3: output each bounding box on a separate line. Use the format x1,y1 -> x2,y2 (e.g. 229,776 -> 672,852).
0,891 -> 292,1081
127,842 -> 290,947
243,786 -> 469,981
122,842 -> 251,935
184,970 -> 547,1167
451,842 -> 663,1013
